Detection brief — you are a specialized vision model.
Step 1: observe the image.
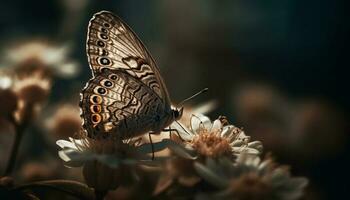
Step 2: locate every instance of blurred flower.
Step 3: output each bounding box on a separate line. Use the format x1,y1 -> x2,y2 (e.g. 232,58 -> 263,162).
0,71 -> 13,89
290,101 -> 347,159
232,83 -> 293,153
0,71 -> 17,121
173,114 -> 263,160
45,104 -> 81,139
195,154 -> 308,200
0,89 -> 18,121
0,68 -> 51,125
232,83 -> 347,161
57,131 -> 167,192
13,70 -> 51,105
19,161 -> 62,182
12,71 -> 51,123
4,40 -> 80,78
0,176 -> 14,188
233,84 -> 288,118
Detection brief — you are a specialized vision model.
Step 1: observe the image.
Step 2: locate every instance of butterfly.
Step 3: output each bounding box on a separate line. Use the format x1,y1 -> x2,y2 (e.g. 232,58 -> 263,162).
80,11 -> 184,140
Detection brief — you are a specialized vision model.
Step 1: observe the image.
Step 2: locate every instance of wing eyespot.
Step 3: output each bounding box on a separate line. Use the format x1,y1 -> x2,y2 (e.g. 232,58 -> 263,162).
99,33 -> 108,40
90,95 -> 102,104
97,40 -> 105,47
100,67 -> 110,73
98,57 -> 111,66
90,105 -> 102,113
101,49 -> 108,56
100,79 -> 114,88
109,74 -> 118,80
96,87 -> 107,95
91,114 -> 101,124
101,27 -> 108,33
104,80 -> 113,87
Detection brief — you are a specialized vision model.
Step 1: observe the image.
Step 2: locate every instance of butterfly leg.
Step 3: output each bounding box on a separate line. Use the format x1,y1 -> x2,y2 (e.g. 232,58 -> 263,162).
162,128 -> 185,141
148,131 -> 156,160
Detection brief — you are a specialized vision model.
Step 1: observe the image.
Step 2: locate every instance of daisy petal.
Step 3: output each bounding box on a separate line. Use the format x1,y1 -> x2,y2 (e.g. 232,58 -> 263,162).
164,139 -> 197,159
191,114 -> 212,132
194,161 -> 229,188
170,122 -> 193,141
56,140 -> 78,150
211,119 -> 222,132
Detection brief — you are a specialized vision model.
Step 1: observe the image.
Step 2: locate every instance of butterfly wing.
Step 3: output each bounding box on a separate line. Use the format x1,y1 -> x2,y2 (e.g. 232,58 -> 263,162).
86,10 -> 170,105
80,69 -> 166,139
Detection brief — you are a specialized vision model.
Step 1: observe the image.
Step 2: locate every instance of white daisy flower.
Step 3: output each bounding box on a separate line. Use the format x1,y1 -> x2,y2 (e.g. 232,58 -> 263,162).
169,114 -> 263,160
56,132 -> 169,191
195,154 -> 308,200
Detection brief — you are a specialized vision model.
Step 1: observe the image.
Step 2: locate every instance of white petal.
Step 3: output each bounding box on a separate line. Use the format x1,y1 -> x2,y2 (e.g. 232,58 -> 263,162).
231,140 -> 245,147
164,139 -> 197,160
58,149 -> 74,162
190,114 -> 212,132
169,122 -> 194,141
232,147 -> 260,155
236,131 -> 249,140
211,119 -> 222,132
56,140 -> 78,150
237,152 -> 260,165
258,159 -> 272,171
221,125 -> 234,137
248,141 -> 263,152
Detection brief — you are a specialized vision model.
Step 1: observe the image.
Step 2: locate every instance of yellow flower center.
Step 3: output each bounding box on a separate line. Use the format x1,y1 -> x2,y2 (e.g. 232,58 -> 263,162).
190,129 -> 231,158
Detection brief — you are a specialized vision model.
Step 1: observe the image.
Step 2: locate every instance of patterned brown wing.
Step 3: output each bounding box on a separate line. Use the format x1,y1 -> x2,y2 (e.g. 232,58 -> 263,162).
80,69 -> 169,139
86,10 -> 170,105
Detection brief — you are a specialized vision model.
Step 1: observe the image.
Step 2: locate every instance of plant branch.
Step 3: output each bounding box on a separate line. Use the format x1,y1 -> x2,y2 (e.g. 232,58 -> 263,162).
4,104 -> 32,176
4,121 -> 26,175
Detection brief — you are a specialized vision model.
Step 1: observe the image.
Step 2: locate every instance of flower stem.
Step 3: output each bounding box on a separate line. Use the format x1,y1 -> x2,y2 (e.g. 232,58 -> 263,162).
4,104 -> 33,176
4,121 -> 26,175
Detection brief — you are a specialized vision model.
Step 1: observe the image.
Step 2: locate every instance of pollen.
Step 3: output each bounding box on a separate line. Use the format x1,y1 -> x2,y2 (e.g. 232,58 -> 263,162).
190,129 -> 231,158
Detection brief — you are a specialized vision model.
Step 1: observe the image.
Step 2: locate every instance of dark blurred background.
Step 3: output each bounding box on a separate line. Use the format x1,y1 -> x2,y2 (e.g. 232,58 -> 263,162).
0,0 -> 348,199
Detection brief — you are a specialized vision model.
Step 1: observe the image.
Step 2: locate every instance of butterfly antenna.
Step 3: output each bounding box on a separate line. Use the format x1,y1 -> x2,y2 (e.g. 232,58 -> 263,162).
178,88 -> 208,107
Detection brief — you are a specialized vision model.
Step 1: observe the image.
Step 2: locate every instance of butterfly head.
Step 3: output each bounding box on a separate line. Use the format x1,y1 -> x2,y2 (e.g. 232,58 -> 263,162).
172,107 -> 184,120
